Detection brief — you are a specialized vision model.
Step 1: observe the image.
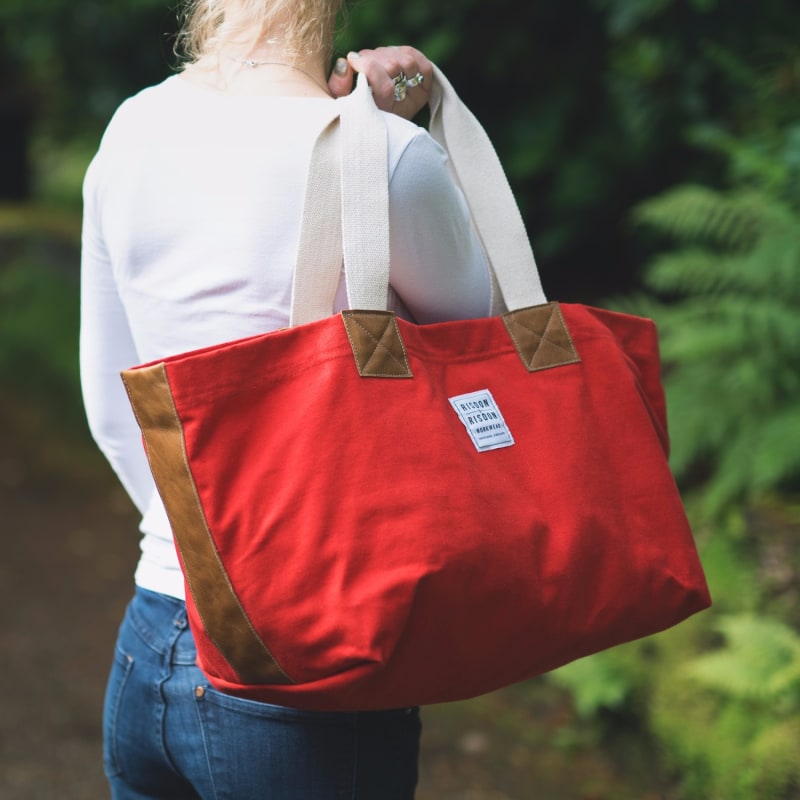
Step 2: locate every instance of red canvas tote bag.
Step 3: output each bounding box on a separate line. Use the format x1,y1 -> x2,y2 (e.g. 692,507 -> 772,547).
121,67 -> 711,712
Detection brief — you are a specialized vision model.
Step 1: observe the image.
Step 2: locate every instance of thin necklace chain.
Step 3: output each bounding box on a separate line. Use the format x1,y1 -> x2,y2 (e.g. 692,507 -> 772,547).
224,55 -> 331,96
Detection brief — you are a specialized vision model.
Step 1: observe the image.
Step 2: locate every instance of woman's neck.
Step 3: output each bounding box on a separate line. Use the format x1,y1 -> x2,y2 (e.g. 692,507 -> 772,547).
183,42 -> 331,98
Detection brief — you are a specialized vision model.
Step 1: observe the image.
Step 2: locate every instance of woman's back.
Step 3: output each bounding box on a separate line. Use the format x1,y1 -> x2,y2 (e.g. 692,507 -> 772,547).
85,74 -> 490,363
81,1 -> 489,790
81,71 -> 491,600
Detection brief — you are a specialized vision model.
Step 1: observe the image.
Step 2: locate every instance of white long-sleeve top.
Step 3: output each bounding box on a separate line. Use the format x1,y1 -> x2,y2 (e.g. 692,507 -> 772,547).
80,75 -> 492,599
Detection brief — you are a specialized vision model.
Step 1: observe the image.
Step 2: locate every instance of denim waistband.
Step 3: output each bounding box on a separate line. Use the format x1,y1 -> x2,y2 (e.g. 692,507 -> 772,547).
127,586 -> 197,665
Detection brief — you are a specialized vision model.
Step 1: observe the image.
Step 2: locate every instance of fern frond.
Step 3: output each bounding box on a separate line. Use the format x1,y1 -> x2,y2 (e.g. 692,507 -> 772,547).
548,651 -> 633,717
664,370 -> 800,509
747,227 -> 800,299
702,431 -> 770,516
751,408 -> 800,492
605,291 -> 662,319
689,122 -> 795,196
748,718 -> 800,797
634,186 -> 768,250
696,533 -> 761,615
646,237 -> 800,297
644,293 -> 800,387
655,304 -> 757,362
686,615 -> 800,702
649,296 -> 800,375
644,249 -> 745,295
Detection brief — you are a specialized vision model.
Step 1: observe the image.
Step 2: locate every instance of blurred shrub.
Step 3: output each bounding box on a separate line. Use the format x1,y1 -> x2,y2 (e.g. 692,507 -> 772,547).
652,613 -> 800,800
551,509 -> 800,800
621,43 -> 800,515
0,255 -> 83,427
630,180 -> 800,515
549,46 -> 800,800
0,118 -> 89,429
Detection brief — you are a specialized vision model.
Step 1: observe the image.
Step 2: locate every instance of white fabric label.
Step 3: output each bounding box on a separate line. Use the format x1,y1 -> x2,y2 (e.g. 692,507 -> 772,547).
449,389 -> 515,452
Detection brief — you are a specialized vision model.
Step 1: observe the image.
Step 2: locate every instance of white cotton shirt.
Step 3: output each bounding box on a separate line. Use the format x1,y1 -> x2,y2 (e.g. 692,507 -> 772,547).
80,74 -> 492,600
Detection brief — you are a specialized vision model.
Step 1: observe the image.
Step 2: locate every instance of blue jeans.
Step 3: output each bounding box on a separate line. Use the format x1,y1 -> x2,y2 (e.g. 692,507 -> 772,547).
103,587 -> 421,799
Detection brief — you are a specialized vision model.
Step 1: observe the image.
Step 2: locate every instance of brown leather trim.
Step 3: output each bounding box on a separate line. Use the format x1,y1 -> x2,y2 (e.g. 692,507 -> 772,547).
503,302 -> 581,372
341,310 -> 413,378
121,363 -> 292,685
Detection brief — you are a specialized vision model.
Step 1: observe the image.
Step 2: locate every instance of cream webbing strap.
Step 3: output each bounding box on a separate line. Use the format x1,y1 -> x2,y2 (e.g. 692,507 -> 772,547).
339,75 -> 392,312
291,81 -> 389,327
291,65 -> 546,327
290,113 -> 344,326
427,66 -> 545,311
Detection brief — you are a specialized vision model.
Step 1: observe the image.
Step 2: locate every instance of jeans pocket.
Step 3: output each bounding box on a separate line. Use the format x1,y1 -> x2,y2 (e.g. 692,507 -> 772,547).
196,686 -> 357,721
194,686 -> 359,798
193,686 -> 420,799
102,646 -> 134,778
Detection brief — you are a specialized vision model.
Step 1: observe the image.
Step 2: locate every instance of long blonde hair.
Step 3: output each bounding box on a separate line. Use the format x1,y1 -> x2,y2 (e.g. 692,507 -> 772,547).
177,0 -> 344,64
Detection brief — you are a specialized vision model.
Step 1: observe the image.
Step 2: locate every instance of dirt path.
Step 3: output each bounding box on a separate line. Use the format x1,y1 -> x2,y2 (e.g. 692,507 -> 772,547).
0,394 -> 667,800
0,408 -> 138,798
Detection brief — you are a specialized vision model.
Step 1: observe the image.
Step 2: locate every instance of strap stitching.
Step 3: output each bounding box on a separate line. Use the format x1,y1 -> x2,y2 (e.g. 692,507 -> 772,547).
508,307 -> 578,363
342,312 -> 411,376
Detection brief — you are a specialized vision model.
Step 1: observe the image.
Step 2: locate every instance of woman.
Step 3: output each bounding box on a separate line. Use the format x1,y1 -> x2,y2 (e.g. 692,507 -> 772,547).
80,1 -> 491,797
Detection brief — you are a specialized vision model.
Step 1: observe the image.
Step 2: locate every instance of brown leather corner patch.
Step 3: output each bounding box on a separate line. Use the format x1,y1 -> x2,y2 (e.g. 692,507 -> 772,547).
341,310 -> 412,378
502,302 -> 581,372
121,363 -> 292,686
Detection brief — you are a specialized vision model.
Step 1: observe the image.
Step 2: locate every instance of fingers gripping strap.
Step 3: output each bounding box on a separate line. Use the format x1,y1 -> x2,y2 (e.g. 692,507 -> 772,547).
428,66 -> 546,311
292,65 -> 546,324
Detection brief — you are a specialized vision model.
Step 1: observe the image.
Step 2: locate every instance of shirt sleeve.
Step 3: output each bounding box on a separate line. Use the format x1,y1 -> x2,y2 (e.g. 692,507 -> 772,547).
79,155 -> 155,516
387,132 -> 492,324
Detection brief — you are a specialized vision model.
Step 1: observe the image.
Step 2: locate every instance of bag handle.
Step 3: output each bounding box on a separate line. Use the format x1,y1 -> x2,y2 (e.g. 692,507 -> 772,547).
427,66 -> 546,312
291,64 -> 547,327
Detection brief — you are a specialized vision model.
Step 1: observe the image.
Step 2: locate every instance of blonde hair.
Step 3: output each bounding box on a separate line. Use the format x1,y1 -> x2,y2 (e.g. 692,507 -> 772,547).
177,0 -> 344,64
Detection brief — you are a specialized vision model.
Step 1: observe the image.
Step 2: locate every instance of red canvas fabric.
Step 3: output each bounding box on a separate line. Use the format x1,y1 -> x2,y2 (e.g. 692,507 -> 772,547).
128,302 -> 710,711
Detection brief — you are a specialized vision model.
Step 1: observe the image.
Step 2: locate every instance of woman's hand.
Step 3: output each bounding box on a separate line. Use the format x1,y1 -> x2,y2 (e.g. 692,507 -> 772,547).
327,46 -> 433,121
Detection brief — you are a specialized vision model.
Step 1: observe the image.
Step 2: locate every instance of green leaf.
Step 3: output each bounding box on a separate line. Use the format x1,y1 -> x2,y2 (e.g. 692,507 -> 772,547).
549,651 -> 634,717
686,615 -> 800,703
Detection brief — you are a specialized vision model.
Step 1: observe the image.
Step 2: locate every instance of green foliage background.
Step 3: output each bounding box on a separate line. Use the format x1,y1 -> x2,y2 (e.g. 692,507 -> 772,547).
1,1 -> 798,797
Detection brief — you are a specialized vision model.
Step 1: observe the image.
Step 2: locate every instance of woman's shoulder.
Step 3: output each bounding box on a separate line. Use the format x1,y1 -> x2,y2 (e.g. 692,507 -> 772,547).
91,77 -> 182,159
106,77 -> 181,129
380,111 -> 445,179
84,77 -> 181,189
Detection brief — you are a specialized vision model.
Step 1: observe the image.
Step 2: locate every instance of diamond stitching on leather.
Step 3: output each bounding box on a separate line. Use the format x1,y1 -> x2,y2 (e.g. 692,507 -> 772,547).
342,311 -> 413,378
502,302 -> 581,372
